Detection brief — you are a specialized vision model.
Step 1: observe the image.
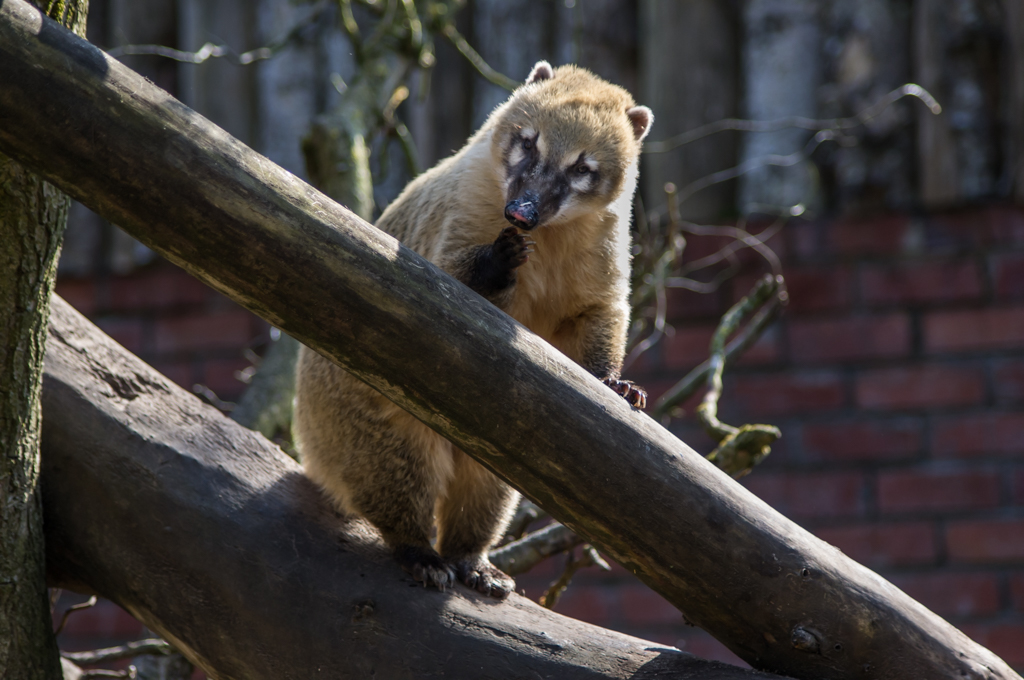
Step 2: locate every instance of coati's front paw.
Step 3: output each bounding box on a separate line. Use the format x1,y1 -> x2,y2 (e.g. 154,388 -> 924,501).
394,545 -> 455,592
602,377 -> 647,409
450,558 -> 516,599
493,226 -> 535,272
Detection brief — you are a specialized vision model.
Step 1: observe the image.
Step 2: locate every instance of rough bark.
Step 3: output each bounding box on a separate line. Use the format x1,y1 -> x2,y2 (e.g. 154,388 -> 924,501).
0,1 -> 86,678
0,4 -> 1018,678
41,297 -> 785,680
0,127 -> 67,680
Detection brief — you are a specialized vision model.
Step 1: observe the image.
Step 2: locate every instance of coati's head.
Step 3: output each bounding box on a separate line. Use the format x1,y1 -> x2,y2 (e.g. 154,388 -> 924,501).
492,61 -> 653,231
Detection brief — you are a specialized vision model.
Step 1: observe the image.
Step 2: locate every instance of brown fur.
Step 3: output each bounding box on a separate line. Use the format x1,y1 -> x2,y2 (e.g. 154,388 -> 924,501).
294,62 -> 652,598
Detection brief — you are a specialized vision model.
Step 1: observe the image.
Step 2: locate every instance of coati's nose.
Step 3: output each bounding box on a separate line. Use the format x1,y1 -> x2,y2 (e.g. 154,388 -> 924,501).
504,193 -> 540,230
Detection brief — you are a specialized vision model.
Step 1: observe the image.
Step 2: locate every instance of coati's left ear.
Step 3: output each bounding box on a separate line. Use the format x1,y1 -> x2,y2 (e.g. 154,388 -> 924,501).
627,106 -> 653,141
526,60 -> 554,84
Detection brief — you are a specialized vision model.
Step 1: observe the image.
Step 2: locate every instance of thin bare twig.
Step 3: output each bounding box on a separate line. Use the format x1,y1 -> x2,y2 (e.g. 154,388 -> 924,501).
675,218 -> 785,280
338,0 -> 363,48
539,545 -> 611,609
192,384 -> 235,413
626,192 -> 785,373
63,640 -> 173,665
629,84 -> 945,392
54,595 -> 97,635
79,668 -> 136,679
393,121 -> 422,175
364,0 -> 399,52
441,23 -> 520,91
399,0 -> 423,51
651,292 -> 784,418
489,522 -> 581,576
644,83 -> 942,154
106,1 -> 329,65
669,130 -> 842,211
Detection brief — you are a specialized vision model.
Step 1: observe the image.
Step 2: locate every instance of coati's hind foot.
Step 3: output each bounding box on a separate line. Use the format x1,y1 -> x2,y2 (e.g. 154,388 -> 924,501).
450,557 -> 515,599
394,545 -> 455,592
602,377 -> 647,409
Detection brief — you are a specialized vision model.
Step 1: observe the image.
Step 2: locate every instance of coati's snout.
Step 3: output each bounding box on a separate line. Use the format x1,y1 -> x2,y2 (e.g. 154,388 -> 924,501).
504,191 -> 540,230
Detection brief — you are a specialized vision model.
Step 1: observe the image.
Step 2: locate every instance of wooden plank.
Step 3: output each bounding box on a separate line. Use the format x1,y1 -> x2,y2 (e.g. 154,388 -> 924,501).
739,0 -> 821,215
177,0 -> 257,145
639,0 -> 739,221
914,0 -> 1009,207
914,0 -> 963,207
1005,0 -> 1024,203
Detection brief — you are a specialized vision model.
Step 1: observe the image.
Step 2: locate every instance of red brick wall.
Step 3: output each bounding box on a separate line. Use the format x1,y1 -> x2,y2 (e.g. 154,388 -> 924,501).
55,267 -> 267,404
52,205 -> 1024,671
606,204 -> 1024,667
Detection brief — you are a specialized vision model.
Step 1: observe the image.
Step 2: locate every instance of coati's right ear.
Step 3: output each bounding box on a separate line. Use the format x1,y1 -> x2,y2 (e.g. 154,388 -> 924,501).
526,60 -> 554,84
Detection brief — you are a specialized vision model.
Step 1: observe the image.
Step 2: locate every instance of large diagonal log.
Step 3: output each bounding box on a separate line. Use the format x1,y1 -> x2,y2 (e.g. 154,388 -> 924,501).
41,296 -> 784,679
1,2 -> 1016,677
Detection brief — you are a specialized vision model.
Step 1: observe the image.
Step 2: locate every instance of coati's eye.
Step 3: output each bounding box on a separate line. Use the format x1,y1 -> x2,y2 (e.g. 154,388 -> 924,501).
575,163 -> 590,175
522,137 -> 533,151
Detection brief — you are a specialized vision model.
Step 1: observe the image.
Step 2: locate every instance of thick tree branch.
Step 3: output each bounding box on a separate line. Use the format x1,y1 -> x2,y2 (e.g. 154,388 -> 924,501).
41,297 -> 781,680
0,4 -> 1016,678
489,523 -> 581,576
696,275 -> 782,478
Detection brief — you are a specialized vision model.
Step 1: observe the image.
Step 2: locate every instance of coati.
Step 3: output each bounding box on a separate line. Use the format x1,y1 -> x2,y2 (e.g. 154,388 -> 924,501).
294,60 -> 652,598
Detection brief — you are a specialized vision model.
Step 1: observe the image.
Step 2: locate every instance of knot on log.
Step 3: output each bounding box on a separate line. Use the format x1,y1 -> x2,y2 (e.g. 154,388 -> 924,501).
791,626 -> 820,654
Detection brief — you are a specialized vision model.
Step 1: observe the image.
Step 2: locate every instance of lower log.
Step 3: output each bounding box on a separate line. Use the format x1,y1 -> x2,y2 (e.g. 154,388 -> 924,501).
39,297 -> 785,680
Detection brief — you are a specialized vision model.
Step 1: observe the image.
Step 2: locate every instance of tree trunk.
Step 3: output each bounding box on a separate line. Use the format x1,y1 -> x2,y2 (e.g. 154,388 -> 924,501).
0,4 -> 1018,678
0,2 -> 86,678
41,296 -> 785,680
